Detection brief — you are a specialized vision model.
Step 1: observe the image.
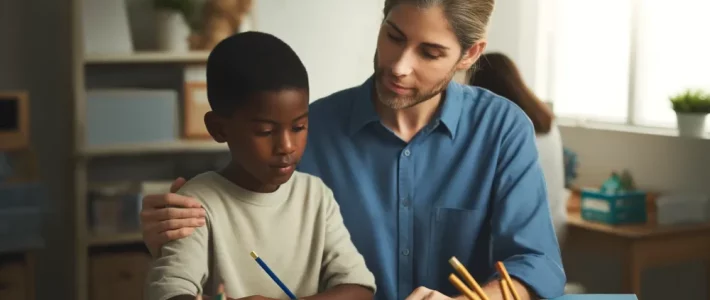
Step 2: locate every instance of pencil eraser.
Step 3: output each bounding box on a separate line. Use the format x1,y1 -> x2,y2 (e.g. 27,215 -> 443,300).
250,251 -> 258,259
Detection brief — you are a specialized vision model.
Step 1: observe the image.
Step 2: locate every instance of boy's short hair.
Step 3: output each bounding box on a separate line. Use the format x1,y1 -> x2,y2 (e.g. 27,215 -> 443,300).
206,31 -> 309,117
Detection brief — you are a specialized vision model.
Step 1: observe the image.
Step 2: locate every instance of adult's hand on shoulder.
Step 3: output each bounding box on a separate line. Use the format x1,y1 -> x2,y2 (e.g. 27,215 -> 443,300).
141,177 -> 206,257
405,286 -> 454,300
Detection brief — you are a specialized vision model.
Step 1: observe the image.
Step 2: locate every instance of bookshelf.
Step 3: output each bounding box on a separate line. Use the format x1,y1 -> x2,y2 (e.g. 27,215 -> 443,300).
78,140 -> 228,158
84,51 -> 210,65
87,232 -> 144,247
70,1 -> 227,300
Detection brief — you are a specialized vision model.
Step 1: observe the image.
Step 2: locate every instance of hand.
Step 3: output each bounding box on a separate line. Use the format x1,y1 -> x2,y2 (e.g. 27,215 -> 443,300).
140,177 -> 206,257
405,286 -> 454,300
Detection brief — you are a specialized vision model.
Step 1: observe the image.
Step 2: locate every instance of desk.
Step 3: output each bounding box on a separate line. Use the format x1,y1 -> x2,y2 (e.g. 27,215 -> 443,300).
565,211 -> 710,298
552,295 -> 637,300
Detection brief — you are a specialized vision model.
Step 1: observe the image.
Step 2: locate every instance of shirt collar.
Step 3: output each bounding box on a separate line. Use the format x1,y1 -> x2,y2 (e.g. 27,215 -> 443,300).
347,76 -> 380,136
347,75 -> 464,139
437,80 -> 463,139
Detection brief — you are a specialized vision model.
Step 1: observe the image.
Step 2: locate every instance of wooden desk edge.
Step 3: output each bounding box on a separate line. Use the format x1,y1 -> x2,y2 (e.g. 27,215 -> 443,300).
567,209 -> 710,239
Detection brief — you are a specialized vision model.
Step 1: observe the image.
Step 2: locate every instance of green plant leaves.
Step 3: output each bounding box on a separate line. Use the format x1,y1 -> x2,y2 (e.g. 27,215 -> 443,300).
670,89 -> 710,114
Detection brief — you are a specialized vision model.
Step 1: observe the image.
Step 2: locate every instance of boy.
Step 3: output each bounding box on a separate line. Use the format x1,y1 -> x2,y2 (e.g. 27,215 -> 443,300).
144,32 -> 376,300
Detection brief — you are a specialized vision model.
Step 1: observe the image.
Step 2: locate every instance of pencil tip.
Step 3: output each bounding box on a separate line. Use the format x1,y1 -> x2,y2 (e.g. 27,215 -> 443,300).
448,256 -> 460,266
250,251 -> 258,259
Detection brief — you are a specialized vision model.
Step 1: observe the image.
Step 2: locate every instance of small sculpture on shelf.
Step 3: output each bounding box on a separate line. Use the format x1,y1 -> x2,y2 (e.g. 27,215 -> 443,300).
189,0 -> 254,51
154,0 -> 200,52
600,169 -> 637,195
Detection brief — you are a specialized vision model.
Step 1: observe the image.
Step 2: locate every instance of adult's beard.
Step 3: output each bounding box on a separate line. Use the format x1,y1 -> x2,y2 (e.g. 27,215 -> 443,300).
373,52 -> 457,110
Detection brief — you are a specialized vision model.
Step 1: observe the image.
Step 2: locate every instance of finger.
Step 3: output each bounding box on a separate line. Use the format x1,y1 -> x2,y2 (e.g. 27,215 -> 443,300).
405,286 -> 431,300
142,192 -> 202,210
141,207 -> 206,222
165,192 -> 203,208
148,218 -> 206,233
170,177 -> 187,193
428,291 -> 447,300
158,227 -> 195,243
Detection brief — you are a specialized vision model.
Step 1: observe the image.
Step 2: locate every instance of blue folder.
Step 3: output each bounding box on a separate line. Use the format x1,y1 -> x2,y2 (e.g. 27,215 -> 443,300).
551,295 -> 638,300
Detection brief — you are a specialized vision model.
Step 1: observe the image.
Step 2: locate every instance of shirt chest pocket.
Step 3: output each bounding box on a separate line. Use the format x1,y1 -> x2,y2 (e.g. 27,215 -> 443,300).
426,207 -> 488,291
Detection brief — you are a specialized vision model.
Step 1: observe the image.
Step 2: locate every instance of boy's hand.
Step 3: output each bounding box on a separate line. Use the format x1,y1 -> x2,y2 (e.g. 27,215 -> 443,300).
140,177 -> 206,257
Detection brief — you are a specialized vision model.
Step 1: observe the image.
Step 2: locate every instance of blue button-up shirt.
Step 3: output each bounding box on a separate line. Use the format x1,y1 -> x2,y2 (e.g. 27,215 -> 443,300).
297,76 -> 566,300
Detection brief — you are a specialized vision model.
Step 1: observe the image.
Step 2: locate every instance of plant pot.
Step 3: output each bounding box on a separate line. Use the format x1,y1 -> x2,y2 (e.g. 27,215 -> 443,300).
155,10 -> 191,52
675,113 -> 707,138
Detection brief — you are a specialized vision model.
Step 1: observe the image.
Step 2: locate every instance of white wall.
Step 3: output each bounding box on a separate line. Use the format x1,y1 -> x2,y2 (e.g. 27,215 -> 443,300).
486,0 -> 551,99
254,0 -> 384,102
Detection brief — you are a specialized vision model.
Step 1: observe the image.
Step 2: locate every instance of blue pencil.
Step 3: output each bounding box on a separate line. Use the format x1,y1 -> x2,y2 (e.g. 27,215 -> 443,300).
250,251 -> 297,300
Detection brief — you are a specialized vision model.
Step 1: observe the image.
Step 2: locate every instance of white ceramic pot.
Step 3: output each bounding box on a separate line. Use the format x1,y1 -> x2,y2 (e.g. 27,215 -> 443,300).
155,10 -> 191,52
676,113 -> 707,138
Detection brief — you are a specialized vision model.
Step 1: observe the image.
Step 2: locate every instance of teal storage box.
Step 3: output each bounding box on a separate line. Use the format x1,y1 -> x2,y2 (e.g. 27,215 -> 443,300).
580,189 -> 647,225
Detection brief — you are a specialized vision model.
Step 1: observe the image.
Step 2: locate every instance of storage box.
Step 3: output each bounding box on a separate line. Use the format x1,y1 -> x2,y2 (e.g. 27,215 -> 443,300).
656,193 -> 710,226
86,89 -> 178,146
580,189 -> 647,225
88,182 -> 141,233
0,182 -> 46,252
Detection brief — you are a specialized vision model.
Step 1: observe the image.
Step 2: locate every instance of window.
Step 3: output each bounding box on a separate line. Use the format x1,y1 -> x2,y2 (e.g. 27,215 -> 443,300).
548,0 -> 710,131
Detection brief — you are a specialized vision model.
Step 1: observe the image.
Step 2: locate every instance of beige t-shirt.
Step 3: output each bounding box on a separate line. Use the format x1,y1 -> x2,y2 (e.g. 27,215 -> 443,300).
144,171 -> 376,300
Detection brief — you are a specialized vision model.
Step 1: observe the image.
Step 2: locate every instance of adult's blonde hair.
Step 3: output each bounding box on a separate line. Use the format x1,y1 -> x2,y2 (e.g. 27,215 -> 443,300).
382,0 -> 495,54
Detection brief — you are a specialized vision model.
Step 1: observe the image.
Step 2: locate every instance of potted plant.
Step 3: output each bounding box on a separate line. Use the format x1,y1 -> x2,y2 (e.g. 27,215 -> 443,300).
154,0 -> 198,52
670,89 -> 710,138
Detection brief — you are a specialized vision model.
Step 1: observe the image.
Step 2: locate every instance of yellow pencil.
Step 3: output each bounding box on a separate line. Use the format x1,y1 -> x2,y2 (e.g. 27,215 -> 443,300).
449,257 -> 489,300
448,273 -> 481,300
495,262 -> 521,300
499,279 -> 511,300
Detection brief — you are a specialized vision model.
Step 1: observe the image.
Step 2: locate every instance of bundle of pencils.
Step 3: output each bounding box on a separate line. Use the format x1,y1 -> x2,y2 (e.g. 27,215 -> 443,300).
448,257 -> 521,300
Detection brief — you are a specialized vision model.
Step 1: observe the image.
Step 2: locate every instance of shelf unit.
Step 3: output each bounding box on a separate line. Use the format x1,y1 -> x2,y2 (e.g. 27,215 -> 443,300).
70,2 -> 226,300
78,140 -> 228,158
87,232 -> 144,247
84,51 -> 210,65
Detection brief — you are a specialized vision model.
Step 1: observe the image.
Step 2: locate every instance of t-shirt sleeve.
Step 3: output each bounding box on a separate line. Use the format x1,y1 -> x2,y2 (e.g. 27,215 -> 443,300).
144,191 -> 210,300
319,187 -> 377,293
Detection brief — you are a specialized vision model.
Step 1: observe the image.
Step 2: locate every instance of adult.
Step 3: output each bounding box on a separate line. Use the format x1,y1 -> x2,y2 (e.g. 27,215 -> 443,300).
468,52 -> 568,242
140,1 -> 566,299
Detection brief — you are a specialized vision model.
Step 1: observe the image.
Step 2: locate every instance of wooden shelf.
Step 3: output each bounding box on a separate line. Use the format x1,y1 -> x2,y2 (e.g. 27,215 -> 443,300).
78,140 -> 228,157
84,51 -> 210,64
88,232 -> 143,247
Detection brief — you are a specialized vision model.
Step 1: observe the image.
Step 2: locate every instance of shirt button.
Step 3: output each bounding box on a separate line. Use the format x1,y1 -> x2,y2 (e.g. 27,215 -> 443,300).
402,199 -> 410,207
402,249 -> 410,256
403,149 -> 411,156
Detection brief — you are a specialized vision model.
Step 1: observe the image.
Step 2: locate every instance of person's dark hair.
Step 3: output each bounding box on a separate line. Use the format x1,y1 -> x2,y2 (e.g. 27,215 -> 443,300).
206,31 -> 309,117
469,52 -> 554,134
